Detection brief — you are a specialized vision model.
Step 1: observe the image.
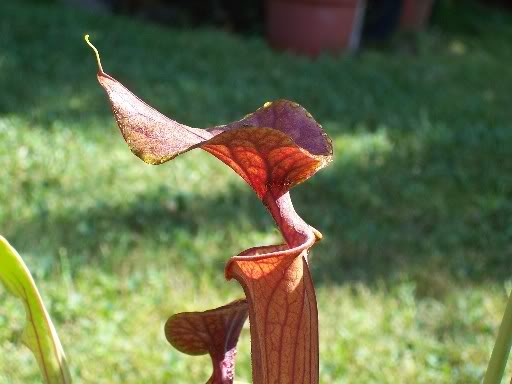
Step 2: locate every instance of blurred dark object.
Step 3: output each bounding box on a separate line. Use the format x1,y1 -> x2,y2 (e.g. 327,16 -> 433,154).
63,0 -> 110,12
109,0 -> 263,33
49,0 -> 509,41
400,0 -> 435,31
363,0 -> 435,41
478,0 -> 512,9
266,0 -> 367,57
363,0 -> 402,40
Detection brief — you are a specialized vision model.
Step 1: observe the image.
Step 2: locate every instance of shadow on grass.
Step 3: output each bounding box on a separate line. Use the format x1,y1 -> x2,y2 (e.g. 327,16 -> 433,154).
5,120 -> 511,288
3,183 -> 274,277
300,123 -> 512,286
1,2 -> 511,288
2,1 -> 511,134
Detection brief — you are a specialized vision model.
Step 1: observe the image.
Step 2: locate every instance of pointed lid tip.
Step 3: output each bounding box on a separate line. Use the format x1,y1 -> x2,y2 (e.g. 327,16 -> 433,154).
84,34 -> 104,74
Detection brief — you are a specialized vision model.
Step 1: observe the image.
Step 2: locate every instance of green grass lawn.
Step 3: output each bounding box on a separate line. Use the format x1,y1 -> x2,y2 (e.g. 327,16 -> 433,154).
1,1 -> 512,382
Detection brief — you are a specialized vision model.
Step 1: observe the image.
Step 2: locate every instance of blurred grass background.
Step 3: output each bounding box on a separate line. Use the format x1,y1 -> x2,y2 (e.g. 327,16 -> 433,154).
0,1 -> 511,382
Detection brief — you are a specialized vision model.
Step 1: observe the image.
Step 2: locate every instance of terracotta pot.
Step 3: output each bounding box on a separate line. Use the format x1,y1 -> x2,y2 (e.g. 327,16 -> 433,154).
266,0 -> 367,57
400,0 -> 435,31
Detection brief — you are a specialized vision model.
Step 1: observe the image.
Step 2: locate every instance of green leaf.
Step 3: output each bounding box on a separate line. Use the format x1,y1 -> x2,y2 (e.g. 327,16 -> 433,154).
483,288 -> 512,384
0,236 -> 71,384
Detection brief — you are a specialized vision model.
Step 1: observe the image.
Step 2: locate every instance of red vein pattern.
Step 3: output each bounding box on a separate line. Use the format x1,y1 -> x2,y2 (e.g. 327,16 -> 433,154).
92,52 -> 333,384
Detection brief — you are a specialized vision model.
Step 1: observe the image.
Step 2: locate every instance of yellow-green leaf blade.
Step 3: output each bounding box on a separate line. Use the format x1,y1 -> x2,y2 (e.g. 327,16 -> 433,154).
0,236 -> 71,384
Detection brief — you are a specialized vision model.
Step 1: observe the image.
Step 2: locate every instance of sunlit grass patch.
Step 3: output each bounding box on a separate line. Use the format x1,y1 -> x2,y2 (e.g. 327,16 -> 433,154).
332,127 -> 393,167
